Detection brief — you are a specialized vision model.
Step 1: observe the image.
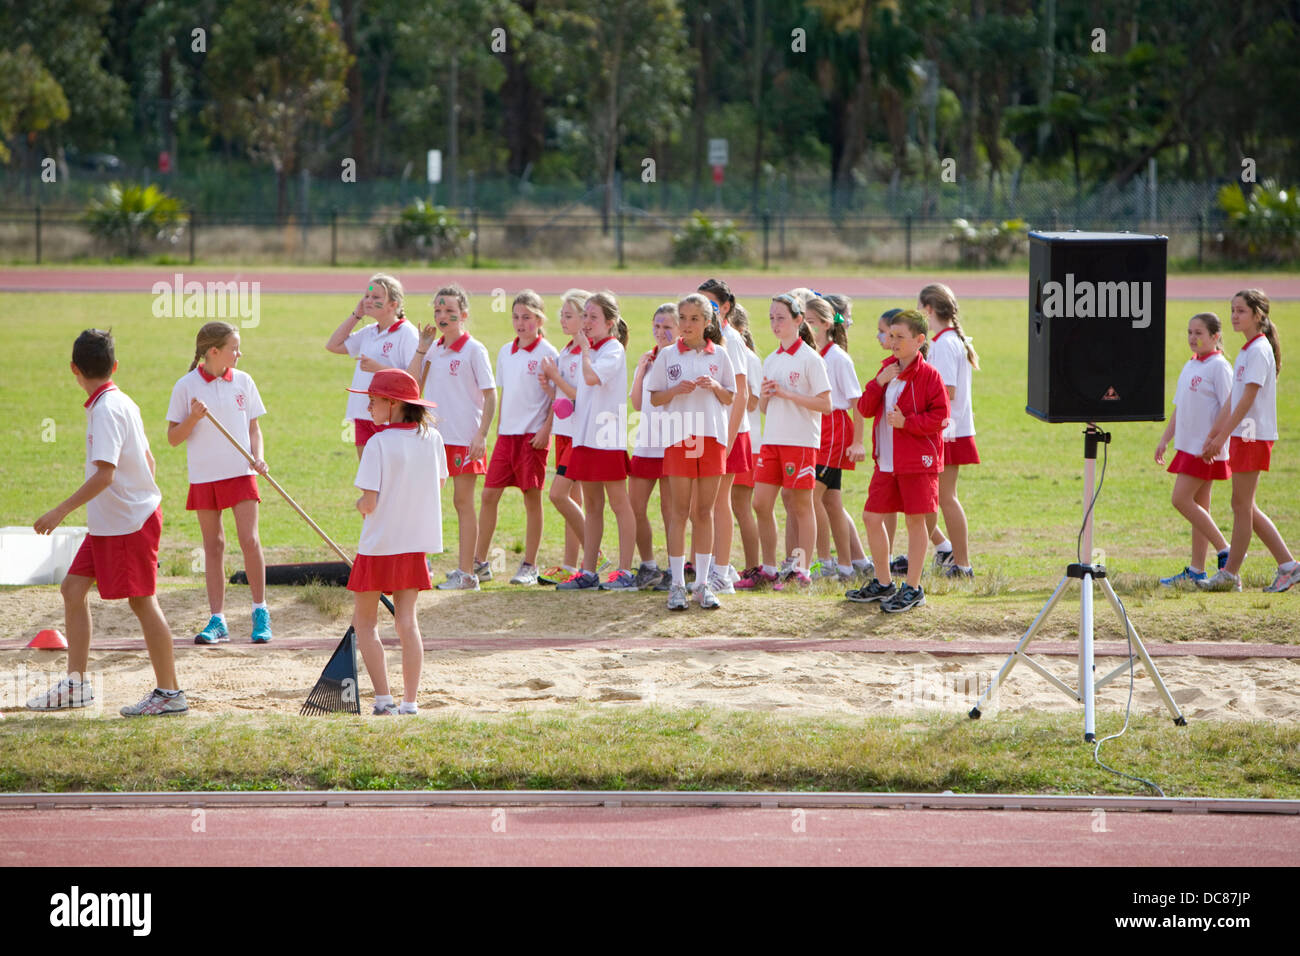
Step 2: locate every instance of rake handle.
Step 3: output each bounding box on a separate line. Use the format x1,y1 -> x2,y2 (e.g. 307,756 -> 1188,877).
202,410 -> 395,615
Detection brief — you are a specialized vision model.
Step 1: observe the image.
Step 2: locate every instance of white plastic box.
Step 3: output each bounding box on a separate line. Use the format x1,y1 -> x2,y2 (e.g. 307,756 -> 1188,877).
0,527 -> 89,585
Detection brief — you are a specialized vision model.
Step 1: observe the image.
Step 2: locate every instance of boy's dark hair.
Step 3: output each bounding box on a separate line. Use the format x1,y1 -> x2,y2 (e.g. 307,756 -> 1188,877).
72,329 -> 115,378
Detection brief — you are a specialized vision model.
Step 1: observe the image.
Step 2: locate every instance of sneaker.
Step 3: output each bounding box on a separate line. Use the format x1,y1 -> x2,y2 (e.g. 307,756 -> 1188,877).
595,551 -> 613,574
881,584 -> 926,613
1196,569 -> 1242,592
708,568 -> 735,595
697,584 -> 721,609
889,555 -> 909,576
539,565 -> 570,580
933,548 -> 955,570
1159,566 -> 1207,588
942,564 -> 975,580
120,689 -> 188,717
735,567 -> 780,590
1217,549 -> 1230,570
556,570 -> 600,590
779,570 -> 811,590
194,615 -> 229,645
654,574 -> 671,591
633,563 -> 665,590
510,562 -> 540,585
727,565 -> 741,584
778,555 -> 796,577
251,607 -> 272,643
599,569 -> 637,591
845,579 -> 897,604
813,561 -> 840,580
1264,564 -> 1300,593
26,677 -> 94,711
442,571 -> 479,591
474,560 -> 493,582
372,700 -> 399,716
437,569 -> 465,590
667,582 -> 689,611
853,561 -> 875,580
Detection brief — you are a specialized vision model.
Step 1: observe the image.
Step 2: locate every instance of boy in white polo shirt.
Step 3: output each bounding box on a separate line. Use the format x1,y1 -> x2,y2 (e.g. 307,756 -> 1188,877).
29,329 -> 187,717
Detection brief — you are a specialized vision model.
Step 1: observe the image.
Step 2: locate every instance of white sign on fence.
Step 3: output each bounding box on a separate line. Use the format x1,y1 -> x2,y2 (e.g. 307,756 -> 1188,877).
708,138 -> 729,167
427,149 -> 443,184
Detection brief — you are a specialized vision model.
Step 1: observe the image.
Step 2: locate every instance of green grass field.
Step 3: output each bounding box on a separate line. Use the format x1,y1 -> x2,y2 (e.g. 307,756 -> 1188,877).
2,289 -> 1296,588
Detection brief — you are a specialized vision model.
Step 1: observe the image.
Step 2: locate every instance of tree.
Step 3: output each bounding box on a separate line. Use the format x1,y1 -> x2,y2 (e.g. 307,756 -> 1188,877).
203,0 -> 350,222
0,45 -> 70,165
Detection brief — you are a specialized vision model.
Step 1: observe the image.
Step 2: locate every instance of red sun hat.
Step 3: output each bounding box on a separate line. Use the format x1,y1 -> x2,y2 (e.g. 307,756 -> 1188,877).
346,368 -> 437,407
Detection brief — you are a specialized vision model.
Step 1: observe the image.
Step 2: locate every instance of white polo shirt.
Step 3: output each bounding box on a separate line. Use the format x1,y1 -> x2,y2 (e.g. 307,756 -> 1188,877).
84,384 -> 162,536
721,322 -> 751,435
495,335 -> 560,436
928,328 -> 975,440
1173,351 -> 1233,459
874,377 -> 908,473
354,423 -> 448,556
1231,334 -> 1278,441
417,332 -> 495,446
552,342 -> 584,440
633,346 -> 668,459
819,342 -> 863,411
343,318 -> 419,421
744,348 -> 763,453
646,339 -> 736,445
760,339 -> 832,448
166,366 -> 267,484
572,337 -> 628,451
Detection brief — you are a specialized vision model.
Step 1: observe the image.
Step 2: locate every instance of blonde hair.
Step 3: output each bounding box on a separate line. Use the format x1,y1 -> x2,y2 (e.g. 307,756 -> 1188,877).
561,288 -> 592,319
919,282 -> 978,369
586,290 -> 628,347
368,273 -> 406,320
189,321 -> 238,372
512,289 -> 547,326
432,283 -> 469,314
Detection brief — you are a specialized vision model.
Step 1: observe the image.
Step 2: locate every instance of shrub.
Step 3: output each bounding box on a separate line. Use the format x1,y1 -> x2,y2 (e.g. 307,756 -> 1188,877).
386,199 -> 469,260
670,211 -> 748,265
1216,180 -> 1300,263
83,182 -> 187,258
946,217 -> 1028,266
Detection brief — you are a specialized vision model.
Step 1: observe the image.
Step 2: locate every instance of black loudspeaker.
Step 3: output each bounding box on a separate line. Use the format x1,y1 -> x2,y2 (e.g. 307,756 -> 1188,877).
1027,231 -> 1167,422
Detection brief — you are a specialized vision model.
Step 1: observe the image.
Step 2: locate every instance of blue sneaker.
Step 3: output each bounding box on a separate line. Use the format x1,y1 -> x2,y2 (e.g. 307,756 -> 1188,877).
194,615 -> 229,645
1217,549 -> 1230,570
251,607 -> 272,643
1159,567 -> 1207,588
556,570 -> 599,591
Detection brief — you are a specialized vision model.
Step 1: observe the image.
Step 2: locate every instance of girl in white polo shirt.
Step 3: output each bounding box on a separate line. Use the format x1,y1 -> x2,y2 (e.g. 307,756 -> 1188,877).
1154,312 -> 1233,587
325,273 -> 419,459
539,288 -> 591,582
558,291 -> 638,591
346,368 -> 447,715
919,282 -> 980,578
476,290 -> 560,585
408,284 -> 497,590
1199,289 -> 1300,593
167,321 -> 272,645
627,302 -> 680,590
736,292 -> 832,590
648,293 -> 736,609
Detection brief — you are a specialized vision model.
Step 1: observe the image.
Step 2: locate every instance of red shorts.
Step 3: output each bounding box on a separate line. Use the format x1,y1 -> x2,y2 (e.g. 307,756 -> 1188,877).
1168,451 -> 1230,481
732,467 -> 756,489
567,446 -> 630,482
67,507 -> 162,600
186,475 -> 260,511
486,433 -> 549,490
865,469 -> 940,515
1229,436 -> 1272,473
754,444 -> 817,489
629,454 -> 664,480
664,437 -> 726,478
725,431 -> 754,475
354,418 -> 381,448
817,409 -> 856,470
446,444 -> 487,476
554,434 -> 575,472
944,436 -> 981,466
347,552 -> 432,594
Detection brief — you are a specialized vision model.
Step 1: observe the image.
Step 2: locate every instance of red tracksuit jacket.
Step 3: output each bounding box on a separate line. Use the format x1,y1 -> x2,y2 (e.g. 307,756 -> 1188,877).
856,353 -> 950,474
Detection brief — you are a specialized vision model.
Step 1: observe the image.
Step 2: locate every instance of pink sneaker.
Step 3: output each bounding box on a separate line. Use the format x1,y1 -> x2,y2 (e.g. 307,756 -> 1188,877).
735,567 -> 779,590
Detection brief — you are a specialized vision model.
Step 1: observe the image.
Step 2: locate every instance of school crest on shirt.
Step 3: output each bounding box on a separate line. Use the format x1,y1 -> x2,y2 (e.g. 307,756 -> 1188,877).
235,392 -> 247,410
788,371 -> 801,387
450,359 -> 462,375
709,363 -> 719,376
668,364 -> 682,383
527,359 -> 539,374
1236,366 -> 1244,380
1190,375 -> 1202,391
382,341 -> 393,356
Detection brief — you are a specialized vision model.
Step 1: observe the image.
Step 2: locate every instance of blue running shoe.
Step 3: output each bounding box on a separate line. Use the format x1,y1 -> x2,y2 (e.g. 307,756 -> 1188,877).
194,615 -> 229,645
1217,549 -> 1230,570
1159,567 -> 1207,588
251,607 -> 272,643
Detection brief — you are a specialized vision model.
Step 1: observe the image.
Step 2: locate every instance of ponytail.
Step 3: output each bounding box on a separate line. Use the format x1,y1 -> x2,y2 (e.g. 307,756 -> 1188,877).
805,297 -> 848,351
797,321 -> 815,348
1236,289 -> 1281,376
615,317 -> 629,347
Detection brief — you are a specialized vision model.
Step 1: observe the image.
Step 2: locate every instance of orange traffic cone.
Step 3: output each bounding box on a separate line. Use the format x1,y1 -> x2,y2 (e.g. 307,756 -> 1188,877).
28,628 -> 67,650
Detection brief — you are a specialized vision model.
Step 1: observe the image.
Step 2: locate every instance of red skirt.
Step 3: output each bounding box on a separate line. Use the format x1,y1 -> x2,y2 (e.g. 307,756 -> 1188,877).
1228,436 -> 1273,473
347,552 -> 431,594
567,446 -> 630,482
1168,451 -> 1230,481
725,431 -> 754,474
944,436 -> 981,466
187,475 -> 260,511
628,454 -> 664,480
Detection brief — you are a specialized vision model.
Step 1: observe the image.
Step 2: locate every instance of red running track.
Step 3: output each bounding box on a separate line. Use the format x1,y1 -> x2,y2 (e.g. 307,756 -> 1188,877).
4,267 -> 1300,299
3,806 -> 1297,866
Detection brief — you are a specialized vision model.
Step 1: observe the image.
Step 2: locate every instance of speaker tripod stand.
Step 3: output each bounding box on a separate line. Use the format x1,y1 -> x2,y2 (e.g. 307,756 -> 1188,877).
969,425 -> 1186,740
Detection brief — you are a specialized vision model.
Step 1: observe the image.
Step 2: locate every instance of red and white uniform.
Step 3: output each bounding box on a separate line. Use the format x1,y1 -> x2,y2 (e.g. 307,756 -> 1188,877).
551,341 -> 584,442
572,337 -> 628,452
343,319 -> 419,421
1169,351 -> 1232,479
631,347 -> 668,478
646,339 -> 736,446
167,366 -> 267,483
1231,334 -> 1278,441
495,335 -> 559,436
416,332 -> 496,446
817,341 -> 862,469
68,383 -> 164,600
858,355 -> 949,515
760,340 -> 832,449
929,327 -> 980,466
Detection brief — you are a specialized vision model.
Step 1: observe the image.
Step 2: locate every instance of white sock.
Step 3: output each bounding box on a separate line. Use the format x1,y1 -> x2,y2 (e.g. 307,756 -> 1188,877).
374,694 -> 395,707
762,564 -> 778,576
212,612 -> 226,625
695,553 -> 713,587
669,556 -> 686,587
252,601 -> 268,612
398,701 -> 418,714
158,688 -> 179,697
562,564 -> 578,573
643,560 -> 659,571
852,558 -> 872,570
935,540 -> 952,554
1189,566 -> 1205,575
838,564 -> 853,576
